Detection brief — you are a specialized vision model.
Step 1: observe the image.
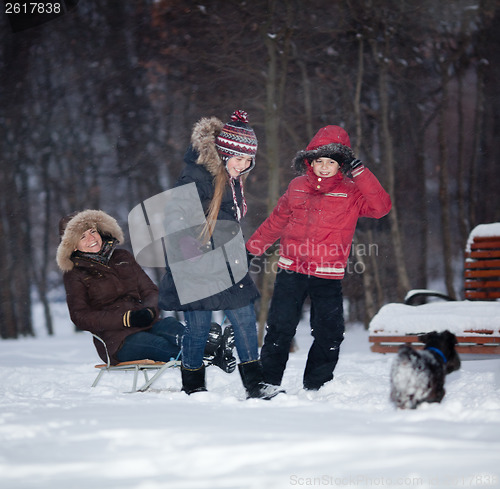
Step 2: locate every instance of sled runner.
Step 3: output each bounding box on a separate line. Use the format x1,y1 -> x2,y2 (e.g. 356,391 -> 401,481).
91,334 -> 181,392
369,223 -> 500,355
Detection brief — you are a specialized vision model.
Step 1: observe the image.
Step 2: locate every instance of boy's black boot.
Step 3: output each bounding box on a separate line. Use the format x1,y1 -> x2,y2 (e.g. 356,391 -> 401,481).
238,360 -> 285,400
203,322 -> 223,363
212,326 -> 236,373
181,364 -> 207,394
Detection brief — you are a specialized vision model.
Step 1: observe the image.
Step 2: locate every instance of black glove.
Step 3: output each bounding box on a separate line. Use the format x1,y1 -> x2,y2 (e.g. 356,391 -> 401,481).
339,158 -> 364,177
329,152 -> 352,168
123,308 -> 155,328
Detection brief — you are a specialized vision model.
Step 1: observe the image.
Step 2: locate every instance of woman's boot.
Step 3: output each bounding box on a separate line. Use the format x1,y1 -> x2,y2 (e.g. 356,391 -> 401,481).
238,360 -> 285,400
212,325 -> 236,373
203,322 -> 222,362
181,364 -> 207,394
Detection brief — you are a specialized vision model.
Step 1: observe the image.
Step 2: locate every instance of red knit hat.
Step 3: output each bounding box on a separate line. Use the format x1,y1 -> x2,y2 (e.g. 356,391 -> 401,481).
215,110 -> 258,161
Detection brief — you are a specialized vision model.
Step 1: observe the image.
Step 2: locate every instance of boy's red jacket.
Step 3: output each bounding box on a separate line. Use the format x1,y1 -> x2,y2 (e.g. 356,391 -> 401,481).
246,165 -> 391,279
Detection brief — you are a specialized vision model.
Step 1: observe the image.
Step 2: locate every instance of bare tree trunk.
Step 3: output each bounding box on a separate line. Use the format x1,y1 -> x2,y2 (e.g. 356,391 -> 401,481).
0,35 -> 34,339
257,36 -> 280,345
13,165 -> 35,337
405,96 -> 436,296
354,35 -> 364,148
456,74 -> 469,248
352,34 -> 379,327
256,0 -> 293,345
414,126 -> 429,291
0,199 -> 18,339
372,38 -> 412,299
437,71 -> 457,299
32,154 -> 54,335
296,56 -> 314,141
469,62 -> 486,229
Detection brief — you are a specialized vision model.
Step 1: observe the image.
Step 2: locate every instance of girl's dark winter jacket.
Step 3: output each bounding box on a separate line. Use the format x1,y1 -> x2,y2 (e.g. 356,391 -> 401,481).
158,117 -> 259,312
57,210 -> 160,364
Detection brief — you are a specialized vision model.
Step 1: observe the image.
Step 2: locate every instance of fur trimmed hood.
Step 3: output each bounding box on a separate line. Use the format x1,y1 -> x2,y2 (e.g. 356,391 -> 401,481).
293,125 -> 355,174
191,116 -> 226,177
56,209 -> 124,272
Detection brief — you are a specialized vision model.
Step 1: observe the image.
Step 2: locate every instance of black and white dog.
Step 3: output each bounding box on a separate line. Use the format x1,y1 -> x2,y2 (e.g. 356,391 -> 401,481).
390,330 -> 461,409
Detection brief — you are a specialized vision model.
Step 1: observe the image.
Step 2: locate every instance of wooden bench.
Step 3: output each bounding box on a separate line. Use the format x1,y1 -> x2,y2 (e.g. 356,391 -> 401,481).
91,334 -> 181,392
464,235 -> 500,300
369,223 -> 500,354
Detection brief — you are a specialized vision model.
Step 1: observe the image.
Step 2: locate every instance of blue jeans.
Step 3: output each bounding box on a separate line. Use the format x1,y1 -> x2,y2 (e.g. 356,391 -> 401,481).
116,317 -> 184,363
182,304 -> 259,369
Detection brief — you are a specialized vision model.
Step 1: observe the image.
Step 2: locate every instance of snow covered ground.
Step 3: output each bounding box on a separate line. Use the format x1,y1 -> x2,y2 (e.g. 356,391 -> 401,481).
1,303 -> 499,489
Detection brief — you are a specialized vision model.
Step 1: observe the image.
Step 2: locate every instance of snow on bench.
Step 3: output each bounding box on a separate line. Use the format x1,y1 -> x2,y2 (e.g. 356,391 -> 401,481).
369,223 -> 500,354
369,301 -> 500,354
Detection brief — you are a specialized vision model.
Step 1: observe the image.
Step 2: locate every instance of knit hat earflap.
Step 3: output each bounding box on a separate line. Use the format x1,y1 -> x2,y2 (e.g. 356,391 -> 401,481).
215,110 -> 258,175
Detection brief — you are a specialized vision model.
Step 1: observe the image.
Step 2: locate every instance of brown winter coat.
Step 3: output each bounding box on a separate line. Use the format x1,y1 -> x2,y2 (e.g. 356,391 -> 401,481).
57,210 -> 159,364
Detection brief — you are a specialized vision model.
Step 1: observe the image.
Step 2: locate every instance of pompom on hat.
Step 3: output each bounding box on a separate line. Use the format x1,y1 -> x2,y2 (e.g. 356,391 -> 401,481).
215,110 -> 258,173
292,125 -> 355,174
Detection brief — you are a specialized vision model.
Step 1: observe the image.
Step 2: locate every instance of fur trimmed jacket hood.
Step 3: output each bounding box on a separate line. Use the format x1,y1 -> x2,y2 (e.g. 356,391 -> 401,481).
56,209 -> 124,272
293,125 -> 355,174
191,116 -> 224,176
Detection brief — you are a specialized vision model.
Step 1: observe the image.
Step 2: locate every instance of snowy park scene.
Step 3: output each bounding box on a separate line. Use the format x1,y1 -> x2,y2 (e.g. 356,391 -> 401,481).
2,3 -> 500,489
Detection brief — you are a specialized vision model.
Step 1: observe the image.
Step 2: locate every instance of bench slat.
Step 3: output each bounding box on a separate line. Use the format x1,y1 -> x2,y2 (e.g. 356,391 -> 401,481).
465,269 -> 500,279
465,259 -> 500,269
466,250 -> 500,259
470,241 -> 500,250
465,279 -> 500,288
369,334 -> 500,345
369,333 -> 500,354
370,343 -> 500,354
472,235 -> 500,242
465,290 -> 500,299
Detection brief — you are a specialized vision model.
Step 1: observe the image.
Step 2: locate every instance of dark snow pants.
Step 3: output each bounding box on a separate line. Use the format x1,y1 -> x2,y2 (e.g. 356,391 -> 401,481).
261,268 -> 345,390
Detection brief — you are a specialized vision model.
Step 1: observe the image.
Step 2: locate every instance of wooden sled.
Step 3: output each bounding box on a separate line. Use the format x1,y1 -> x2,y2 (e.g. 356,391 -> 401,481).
91,334 -> 180,392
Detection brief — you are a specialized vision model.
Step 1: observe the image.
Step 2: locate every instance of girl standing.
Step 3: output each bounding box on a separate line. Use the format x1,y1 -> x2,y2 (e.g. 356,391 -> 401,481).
159,111 -> 282,399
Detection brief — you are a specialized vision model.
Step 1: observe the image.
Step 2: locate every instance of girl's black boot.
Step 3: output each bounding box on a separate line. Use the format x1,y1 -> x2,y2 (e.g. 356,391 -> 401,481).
181,364 -> 207,394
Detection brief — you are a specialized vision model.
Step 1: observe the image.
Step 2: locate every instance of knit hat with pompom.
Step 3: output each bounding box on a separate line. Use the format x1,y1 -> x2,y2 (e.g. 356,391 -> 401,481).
215,110 -> 258,172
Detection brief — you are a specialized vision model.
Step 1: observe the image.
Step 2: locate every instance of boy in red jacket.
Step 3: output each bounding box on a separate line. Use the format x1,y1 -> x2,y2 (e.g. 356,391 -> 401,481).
246,125 -> 391,391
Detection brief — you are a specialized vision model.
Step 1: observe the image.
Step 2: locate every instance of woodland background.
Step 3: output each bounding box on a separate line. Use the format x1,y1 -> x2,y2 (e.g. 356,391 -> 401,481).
0,0 -> 499,340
